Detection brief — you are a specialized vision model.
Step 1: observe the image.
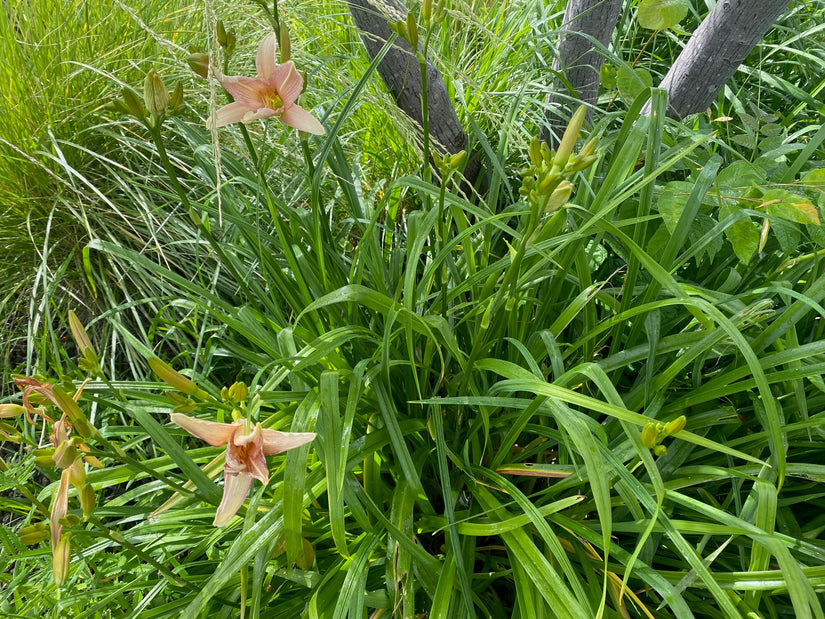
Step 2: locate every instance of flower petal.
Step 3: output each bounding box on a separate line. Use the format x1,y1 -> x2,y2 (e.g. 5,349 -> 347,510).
50,469 -> 70,550
227,423 -> 270,484
214,470 -> 253,527
255,33 -> 279,81
242,107 -> 279,123
210,101 -> 252,128
260,429 -> 316,456
272,61 -> 303,106
220,75 -> 267,109
171,414 -> 238,446
280,105 -> 325,135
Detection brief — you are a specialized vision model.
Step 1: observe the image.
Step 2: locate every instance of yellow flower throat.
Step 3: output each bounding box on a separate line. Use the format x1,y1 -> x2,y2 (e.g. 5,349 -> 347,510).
265,93 -> 284,111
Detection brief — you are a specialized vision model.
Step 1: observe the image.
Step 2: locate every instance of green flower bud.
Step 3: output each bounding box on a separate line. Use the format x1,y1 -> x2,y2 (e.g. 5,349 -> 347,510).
216,20 -> 227,47
0,404 -> 25,418
121,86 -> 147,119
80,484 -> 95,519
148,357 -> 200,397
51,386 -> 96,439
169,81 -> 184,112
19,522 -> 50,545
53,534 -> 71,586
641,421 -> 658,448
422,0 -> 432,26
653,445 -> 667,457
227,381 -> 248,403
279,23 -> 291,64
52,439 -> 78,470
34,447 -> 56,468
406,12 -> 419,49
187,52 -> 210,79
544,180 -> 573,214
664,415 -> 687,436
143,70 -> 170,117
449,150 -> 467,171
555,105 -> 587,170
528,137 -> 542,167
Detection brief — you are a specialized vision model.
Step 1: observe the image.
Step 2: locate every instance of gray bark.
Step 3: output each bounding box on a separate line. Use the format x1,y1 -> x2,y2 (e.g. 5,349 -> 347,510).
652,0 -> 791,118
543,0 -> 624,143
347,0 -> 468,158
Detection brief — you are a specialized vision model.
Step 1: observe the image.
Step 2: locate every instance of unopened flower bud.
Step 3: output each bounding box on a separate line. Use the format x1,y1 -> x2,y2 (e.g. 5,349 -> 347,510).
80,484 -> 95,519
148,357 -> 201,397
68,460 -> 86,488
279,23 -> 291,64
578,136 -> 598,160
104,98 -> 131,115
187,52 -> 210,79
169,81 -> 184,112
449,150 -> 467,171
528,137 -> 542,167
641,421 -> 658,448
227,381 -> 248,403
34,447 -> 57,468
537,172 -> 561,195
216,20 -> 228,47
540,141 -> 552,165
121,86 -> 147,119
422,0 -> 432,25
566,154 -> 598,174
664,415 -> 687,436
555,105 -> 586,170
295,538 -> 315,570
144,70 -> 170,117
52,439 -> 78,469
0,404 -> 25,418
653,445 -> 667,457
68,310 -> 94,358
18,522 -> 50,545
544,180 -> 573,214
53,534 -> 71,586
51,386 -> 96,439
406,12 -> 419,49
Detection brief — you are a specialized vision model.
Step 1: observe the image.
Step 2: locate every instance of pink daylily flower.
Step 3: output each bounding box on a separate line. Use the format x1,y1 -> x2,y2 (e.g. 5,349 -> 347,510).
171,413 -> 316,526
210,32 -> 325,134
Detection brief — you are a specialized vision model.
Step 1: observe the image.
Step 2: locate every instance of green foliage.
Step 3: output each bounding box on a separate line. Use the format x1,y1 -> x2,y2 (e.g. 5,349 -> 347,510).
638,0 -> 689,31
2,0 -> 825,618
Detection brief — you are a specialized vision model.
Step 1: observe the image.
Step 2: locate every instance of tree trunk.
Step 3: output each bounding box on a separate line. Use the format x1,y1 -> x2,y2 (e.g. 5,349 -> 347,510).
347,0 -> 469,161
542,0 -> 623,143
650,0 -> 791,118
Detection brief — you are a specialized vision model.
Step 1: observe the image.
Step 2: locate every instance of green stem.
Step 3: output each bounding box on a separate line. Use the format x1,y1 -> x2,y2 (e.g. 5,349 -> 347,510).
419,30 -> 433,190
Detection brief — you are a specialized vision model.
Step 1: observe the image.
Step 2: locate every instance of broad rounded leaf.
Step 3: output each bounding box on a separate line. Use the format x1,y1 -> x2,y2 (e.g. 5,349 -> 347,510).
657,181 -> 694,233
638,0 -> 689,30
617,65 -> 653,105
761,188 -> 820,225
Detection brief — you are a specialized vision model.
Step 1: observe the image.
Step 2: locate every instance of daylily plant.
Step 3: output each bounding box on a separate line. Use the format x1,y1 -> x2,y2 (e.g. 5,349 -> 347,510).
210,32 -> 325,134
171,414 -> 316,526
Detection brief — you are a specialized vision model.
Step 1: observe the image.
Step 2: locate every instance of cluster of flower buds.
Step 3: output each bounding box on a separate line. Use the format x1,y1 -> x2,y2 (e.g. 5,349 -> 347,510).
433,149 -> 467,177
11,312 -> 108,585
108,70 -> 183,125
641,415 -> 687,457
518,105 -> 598,215
221,381 -> 249,405
14,376 -> 102,585
69,310 -> 102,378
388,13 -> 420,50
421,0 -> 446,27
216,20 -> 237,58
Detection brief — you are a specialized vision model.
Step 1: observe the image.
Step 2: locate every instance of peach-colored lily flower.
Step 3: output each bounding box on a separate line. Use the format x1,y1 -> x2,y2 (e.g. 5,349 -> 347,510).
210,33 -> 325,134
171,413 -> 316,526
